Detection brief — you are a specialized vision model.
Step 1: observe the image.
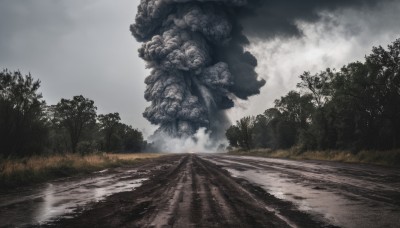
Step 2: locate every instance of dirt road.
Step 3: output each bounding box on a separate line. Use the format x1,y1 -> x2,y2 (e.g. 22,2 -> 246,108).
1,154 -> 399,227
40,154 -> 400,228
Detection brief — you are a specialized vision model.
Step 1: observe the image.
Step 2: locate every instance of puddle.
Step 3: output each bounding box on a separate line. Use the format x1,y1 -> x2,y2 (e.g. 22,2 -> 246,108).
199,155 -> 400,227
222,155 -> 400,192
225,167 -> 400,228
0,169 -> 147,227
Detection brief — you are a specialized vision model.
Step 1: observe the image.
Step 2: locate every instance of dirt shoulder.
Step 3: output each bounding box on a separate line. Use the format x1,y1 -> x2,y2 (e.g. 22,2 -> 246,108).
0,153 -> 164,190
228,149 -> 400,167
48,154 -> 334,228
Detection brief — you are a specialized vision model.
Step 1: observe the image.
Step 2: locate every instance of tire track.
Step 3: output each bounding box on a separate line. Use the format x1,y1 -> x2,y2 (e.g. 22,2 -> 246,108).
47,154 -> 336,228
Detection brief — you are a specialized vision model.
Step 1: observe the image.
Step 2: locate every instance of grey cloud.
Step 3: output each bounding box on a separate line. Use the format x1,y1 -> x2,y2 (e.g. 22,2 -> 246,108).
131,0 -> 266,139
2,0 -> 398,141
231,0 -> 400,124
240,0 -> 392,38
131,0 -> 390,140
0,0 -> 152,134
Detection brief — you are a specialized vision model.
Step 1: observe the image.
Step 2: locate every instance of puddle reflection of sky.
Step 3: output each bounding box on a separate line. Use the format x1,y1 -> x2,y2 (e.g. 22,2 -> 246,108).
0,170 -> 147,227
209,156 -> 400,228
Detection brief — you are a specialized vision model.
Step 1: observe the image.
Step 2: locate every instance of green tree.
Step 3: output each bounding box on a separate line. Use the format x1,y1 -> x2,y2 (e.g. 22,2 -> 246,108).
273,91 -> 315,149
0,70 -> 48,157
98,112 -> 121,151
297,70 -> 333,108
52,95 -> 97,153
236,116 -> 255,150
225,117 -> 255,150
262,108 -> 282,149
252,114 -> 270,148
275,91 -> 314,129
227,37 -> 400,152
116,123 -> 144,152
365,38 -> 400,148
226,125 -> 240,147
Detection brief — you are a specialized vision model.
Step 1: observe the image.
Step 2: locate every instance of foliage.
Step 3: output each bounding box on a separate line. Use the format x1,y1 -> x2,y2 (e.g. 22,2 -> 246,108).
226,117 -> 255,150
0,69 -> 146,157
226,125 -> 240,147
0,70 -> 48,157
52,95 -> 97,153
116,123 -> 145,152
98,112 -> 121,151
227,38 -> 400,152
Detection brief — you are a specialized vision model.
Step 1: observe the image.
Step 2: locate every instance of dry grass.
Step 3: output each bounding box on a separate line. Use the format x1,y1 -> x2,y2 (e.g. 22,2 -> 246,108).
0,153 -> 164,189
106,153 -> 162,161
229,148 -> 400,167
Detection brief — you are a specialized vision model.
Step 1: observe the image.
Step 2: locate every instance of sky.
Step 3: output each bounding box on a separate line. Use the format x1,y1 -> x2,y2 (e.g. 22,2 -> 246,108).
1,0 -> 400,138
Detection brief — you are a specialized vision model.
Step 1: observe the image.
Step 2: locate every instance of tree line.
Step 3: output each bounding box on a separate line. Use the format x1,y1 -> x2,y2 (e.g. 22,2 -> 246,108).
0,71 -> 145,157
226,38 -> 400,152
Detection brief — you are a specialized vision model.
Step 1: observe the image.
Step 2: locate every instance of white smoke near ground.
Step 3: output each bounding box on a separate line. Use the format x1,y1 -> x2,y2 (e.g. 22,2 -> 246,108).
149,128 -> 227,153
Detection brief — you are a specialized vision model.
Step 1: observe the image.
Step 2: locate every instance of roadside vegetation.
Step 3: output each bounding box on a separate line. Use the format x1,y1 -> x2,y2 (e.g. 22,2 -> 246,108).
0,70 -> 146,157
226,38 -> 400,167
0,67 -> 151,188
0,153 -> 163,189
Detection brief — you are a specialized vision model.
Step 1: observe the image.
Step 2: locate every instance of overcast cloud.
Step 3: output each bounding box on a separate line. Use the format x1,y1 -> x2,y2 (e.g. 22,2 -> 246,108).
229,0 -> 400,122
1,0 -> 399,137
0,0 -> 154,136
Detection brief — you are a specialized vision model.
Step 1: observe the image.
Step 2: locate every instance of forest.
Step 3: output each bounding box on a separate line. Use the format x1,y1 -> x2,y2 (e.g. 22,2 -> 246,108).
0,71 -> 145,157
226,38 -> 400,152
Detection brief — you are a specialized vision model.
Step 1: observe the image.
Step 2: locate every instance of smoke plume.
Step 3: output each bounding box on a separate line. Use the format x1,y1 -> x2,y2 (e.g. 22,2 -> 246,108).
131,0 -> 265,140
131,0 -> 386,142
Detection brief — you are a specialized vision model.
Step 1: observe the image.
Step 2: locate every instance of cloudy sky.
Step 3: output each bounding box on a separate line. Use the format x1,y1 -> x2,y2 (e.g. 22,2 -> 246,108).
1,0 -> 400,138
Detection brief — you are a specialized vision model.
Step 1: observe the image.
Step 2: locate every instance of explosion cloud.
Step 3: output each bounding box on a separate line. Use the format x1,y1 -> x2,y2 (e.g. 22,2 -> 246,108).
131,0 -> 265,139
131,0 -> 386,140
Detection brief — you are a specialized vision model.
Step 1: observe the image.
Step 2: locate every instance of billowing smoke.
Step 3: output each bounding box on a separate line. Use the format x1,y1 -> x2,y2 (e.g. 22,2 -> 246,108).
131,0 -> 265,141
131,0 -> 386,144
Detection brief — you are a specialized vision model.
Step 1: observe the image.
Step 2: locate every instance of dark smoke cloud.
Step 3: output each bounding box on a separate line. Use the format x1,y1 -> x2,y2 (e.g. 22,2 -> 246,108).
131,0 -> 388,139
241,0 -> 387,38
131,0 -> 265,138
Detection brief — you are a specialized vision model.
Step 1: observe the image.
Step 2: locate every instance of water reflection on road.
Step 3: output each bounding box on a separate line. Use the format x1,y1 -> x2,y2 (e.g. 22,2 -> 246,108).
0,168 -> 147,227
203,155 -> 400,228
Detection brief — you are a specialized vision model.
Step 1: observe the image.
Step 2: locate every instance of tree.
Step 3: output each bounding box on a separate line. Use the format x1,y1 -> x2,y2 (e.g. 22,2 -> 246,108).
252,114 -> 270,148
98,113 -> 121,151
262,108 -> 282,149
236,116 -> 255,150
275,91 -> 314,129
0,70 -> 48,157
116,123 -> 144,152
225,116 -> 255,150
297,70 -> 333,108
365,38 -> 400,148
273,91 -> 315,149
227,37 -> 400,152
226,125 -> 240,147
52,95 -> 97,153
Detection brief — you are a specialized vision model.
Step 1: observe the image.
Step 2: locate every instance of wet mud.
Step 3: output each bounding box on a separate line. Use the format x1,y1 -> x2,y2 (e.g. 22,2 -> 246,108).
1,154 -> 399,228
45,155 -> 337,228
202,155 -> 400,228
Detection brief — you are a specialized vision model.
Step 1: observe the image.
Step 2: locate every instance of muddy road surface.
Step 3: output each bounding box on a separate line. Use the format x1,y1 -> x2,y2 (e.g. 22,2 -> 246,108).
1,154 -> 399,228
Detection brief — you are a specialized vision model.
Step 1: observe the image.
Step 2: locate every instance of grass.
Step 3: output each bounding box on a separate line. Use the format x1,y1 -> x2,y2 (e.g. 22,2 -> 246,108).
228,148 -> 400,167
0,153 -> 164,189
